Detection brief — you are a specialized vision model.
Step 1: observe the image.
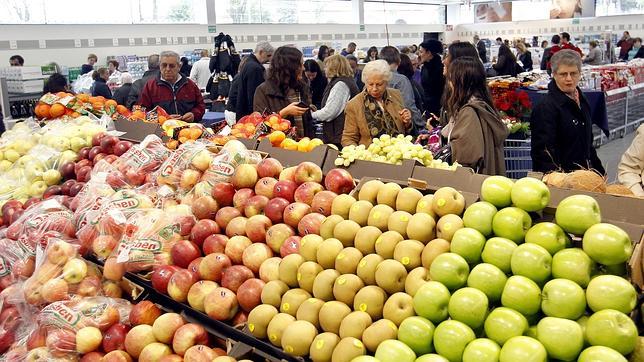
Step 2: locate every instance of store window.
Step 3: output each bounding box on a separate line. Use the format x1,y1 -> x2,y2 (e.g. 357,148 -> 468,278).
0,0 -> 46,24
364,1 -> 445,25
214,0 -> 354,24
595,0 -> 644,16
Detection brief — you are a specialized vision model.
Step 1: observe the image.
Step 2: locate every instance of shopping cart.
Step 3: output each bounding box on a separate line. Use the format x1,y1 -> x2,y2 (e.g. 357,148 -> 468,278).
504,138 -> 532,179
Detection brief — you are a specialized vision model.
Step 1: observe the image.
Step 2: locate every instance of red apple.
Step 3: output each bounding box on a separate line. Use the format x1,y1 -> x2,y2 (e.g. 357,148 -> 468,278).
244,195 -> 269,217
46,328 -> 76,357
88,146 -> 104,161
221,265 -> 254,292
103,154 -> 119,164
264,197 -> 290,224
190,219 -> 220,248
236,278 -> 265,312
273,180 -> 297,202
233,188 -> 255,211
283,202 -> 311,229
171,240 -> 202,269
2,200 -> 22,215
279,166 -> 297,182
204,287 -> 238,321
294,182 -> 324,205
294,161 -> 323,184
255,177 -> 278,199
187,257 -> 204,279
81,351 -> 105,362
225,216 -> 248,237
103,323 -> 131,353
172,323 -> 209,356
78,147 -> 91,160
266,223 -> 296,253
92,132 -> 106,147
77,165 -> 93,183
129,301 -> 162,326
69,182 -> 85,197
26,327 -> 47,350
231,164 -> 258,190
43,185 -> 63,199
232,310 -> 248,326
114,140 -> 133,156
215,207 -> 242,230
311,190 -> 338,216
242,243 -> 273,273
199,253 -> 231,282
177,215 -> 196,236
100,135 -> 119,154
225,236 -> 252,264
211,182 -> 235,207
167,269 -> 199,302
280,235 -> 302,257
257,158 -> 283,179
125,168 -> 146,186
298,212 -> 325,236
191,196 -> 219,220
202,234 -> 228,255
94,153 -> 107,163
245,214 -> 272,243
324,168 -> 355,194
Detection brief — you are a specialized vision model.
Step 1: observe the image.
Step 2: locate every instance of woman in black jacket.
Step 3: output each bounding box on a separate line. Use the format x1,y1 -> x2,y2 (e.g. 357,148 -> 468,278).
419,39 -> 445,117
516,42 -> 533,71
304,59 -> 328,109
493,44 -> 521,76
91,68 -> 112,99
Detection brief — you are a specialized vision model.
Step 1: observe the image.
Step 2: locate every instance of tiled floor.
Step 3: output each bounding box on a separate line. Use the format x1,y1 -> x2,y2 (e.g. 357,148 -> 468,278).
597,130 -> 637,183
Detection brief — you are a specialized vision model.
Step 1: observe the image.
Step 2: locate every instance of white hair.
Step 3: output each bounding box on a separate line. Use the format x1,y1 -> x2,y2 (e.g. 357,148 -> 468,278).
362,59 -> 392,83
120,72 -> 133,84
408,53 -> 419,62
255,41 -> 274,54
159,50 -> 180,63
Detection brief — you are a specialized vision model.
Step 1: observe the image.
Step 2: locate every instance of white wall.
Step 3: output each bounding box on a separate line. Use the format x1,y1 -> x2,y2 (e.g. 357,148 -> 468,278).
0,23 -> 444,68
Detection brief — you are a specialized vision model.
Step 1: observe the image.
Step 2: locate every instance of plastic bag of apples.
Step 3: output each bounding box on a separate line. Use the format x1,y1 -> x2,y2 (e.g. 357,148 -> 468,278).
105,134 -> 170,188
0,237 -> 37,292
156,140 -> 217,198
3,197 -> 76,247
200,139 -> 263,189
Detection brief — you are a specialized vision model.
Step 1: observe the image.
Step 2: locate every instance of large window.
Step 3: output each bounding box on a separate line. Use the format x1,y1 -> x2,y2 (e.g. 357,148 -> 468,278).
596,0 -> 644,15
0,0 -> 207,24
364,1 -> 445,25
214,0 -> 354,24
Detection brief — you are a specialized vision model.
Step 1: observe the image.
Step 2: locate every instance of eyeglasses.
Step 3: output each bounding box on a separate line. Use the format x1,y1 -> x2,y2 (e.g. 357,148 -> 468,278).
160,63 -> 178,69
555,71 -> 580,79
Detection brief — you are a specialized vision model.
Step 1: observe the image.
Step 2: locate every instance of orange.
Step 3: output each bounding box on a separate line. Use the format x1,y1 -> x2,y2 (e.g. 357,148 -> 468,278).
188,128 -> 202,140
131,110 -> 145,120
76,93 -> 90,102
167,140 -> 179,150
65,108 -> 74,116
178,128 -> 191,139
56,92 -> 70,98
268,131 -> 286,146
116,105 -> 129,115
92,102 -> 104,111
49,103 -> 66,118
178,136 -> 188,144
105,99 -> 117,108
71,112 -> 80,118
35,104 -> 51,119
297,137 -> 310,152
158,115 -> 167,125
281,138 -> 298,151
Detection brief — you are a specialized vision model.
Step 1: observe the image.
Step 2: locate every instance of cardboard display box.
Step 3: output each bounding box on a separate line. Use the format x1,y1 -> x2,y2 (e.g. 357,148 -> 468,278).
323,148 -> 420,183
257,138 -> 329,168
114,119 -> 164,143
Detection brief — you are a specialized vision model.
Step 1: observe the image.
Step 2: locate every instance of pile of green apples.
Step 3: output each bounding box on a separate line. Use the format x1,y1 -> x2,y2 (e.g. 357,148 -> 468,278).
247,175 -> 639,362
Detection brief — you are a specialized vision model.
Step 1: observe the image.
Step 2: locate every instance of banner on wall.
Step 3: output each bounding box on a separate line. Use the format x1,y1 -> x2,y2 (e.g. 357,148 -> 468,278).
550,0 -> 595,18
474,3 -> 513,22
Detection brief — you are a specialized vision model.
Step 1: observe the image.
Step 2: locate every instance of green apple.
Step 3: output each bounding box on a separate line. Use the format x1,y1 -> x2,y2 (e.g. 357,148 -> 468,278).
586,275 -> 637,314
537,317 -> 584,361
510,177 -> 550,212
398,316 -> 435,355
552,248 -> 595,288
499,336 -> 547,362
413,281 -> 451,324
351,357 -> 379,362
597,262 -> 628,277
555,195 -> 601,235
462,338 -> 500,362
480,176 -> 514,208
29,180 -> 48,197
42,169 -> 62,186
524,222 -> 570,255
415,354 -> 449,362
586,309 -> 638,355
525,325 -> 538,339
429,253 -> 469,290
501,275 -> 541,316
481,237 -> 517,274
467,263 -> 507,302
582,223 -> 632,266
433,320 -> 475,362
462,202 -> 497,236
492,207 -> 532,243
449,228 -> 486,264
541,278 -> 586,319
448,287 -> 488,329
375,339 -> 417,362
576,315 -> 590,346
577,346 -> 627,362
484,307 -> 528,345
510,243 -> 551,285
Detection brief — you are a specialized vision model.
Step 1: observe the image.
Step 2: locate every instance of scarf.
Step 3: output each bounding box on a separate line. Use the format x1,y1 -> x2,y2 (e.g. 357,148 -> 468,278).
363,90 -> 400,138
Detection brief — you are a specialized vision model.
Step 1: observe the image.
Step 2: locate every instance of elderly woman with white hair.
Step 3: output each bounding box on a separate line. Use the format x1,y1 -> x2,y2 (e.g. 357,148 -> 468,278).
342,59 -> 412,147
112,73 -> 133,106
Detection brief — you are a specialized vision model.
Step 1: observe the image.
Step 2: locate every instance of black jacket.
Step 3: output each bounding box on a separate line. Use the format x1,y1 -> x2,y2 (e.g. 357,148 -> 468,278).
477,41 -> 488,63
540,48 -> 551,71
127,69 -> 160,108
531,81 -> 605,175
635,47 -> 644,59
519,51 -> 533,71
493,55 -> 521,76
235,54 -> 266,120
310,75 -> 328,110
226,75 -> 241,112
113,83 -> 132,106
91,78 -> 112,99
354,70 -> 365,91
420,57 -> 445,117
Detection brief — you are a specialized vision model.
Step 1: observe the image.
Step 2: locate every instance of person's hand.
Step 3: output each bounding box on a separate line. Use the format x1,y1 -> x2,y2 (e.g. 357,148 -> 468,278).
280,102 -> 308,117
399,109 -> 411,126
181,112 -> 195,122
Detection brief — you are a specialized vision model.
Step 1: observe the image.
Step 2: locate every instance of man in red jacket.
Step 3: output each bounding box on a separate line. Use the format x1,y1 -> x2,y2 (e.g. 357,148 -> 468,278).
138,50 -> 205,122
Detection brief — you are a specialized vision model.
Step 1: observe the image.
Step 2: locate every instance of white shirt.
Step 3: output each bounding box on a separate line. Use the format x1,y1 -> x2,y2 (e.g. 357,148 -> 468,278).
190,57 -> 212,90
311,82 -> 351,122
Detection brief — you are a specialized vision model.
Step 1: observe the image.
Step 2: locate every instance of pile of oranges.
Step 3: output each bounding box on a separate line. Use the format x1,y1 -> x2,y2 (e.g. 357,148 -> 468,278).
263,114 -> 291,131
34,93 -> 122,120
268,132 -> 324,152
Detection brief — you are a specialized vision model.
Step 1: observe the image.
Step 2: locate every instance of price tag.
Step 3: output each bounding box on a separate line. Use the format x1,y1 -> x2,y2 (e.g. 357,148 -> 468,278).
38,39 -> 46,49
9,40 -> 17,50
74,39 -> 81,48
156,37 -> 162,45
142,37 -> 148,45
88,39 -> 95,47
129,38 -> 135,46
113,38 -> 119,46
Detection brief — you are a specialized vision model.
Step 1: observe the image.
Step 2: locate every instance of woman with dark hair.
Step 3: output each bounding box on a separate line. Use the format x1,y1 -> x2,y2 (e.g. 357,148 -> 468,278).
493,44 -> 521,76
254,46 -> 313,138
180,57 -> 192,77
316,45 -> 329,71
304,59 -> 328,109
365,46 -> 379,62
442,56 -> 508,175
91,67 -> 112,99
442,42 -> 479,76
398,54 -> 424,114
43,73 -> 70,94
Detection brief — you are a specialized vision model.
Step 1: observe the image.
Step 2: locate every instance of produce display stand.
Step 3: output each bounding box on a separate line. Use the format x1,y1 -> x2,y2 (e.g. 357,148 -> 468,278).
322,148 -> 420,182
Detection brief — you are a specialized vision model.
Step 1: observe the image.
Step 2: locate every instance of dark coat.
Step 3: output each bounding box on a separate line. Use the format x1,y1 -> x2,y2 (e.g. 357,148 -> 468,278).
138,75 -> 205,121
91,78 -> 112,99
235,54 -> 266,120
354,70 -> 365,91
127,69 -> 160,108
519,51 -> 533,71
81,64 -> 93,75
635,47 -> 644,59
320,76 -> 360,145
540,47 -> 551,71
253,80 -> 314,138
310,74 -> 328,110
420,57 -> 445,117
493,55 -> 521,77
112,83 -> 132,106
477,41 -> 488,63
226,75 -> 241,113
531,81 -> 605,175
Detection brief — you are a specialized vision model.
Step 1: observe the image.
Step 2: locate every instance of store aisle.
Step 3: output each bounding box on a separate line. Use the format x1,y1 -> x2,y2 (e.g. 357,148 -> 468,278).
597,131 -> 637,183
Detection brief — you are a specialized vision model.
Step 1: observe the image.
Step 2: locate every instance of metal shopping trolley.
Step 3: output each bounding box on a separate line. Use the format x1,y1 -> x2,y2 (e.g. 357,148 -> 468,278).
504,138 -> 532,179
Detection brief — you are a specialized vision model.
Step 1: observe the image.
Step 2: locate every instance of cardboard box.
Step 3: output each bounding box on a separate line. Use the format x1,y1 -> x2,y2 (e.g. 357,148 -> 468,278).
238,138 -> 259,150
411,166 -> 481,196
323,148 -> 419,182
257,138 -> 329,168
114,118 -> 164,143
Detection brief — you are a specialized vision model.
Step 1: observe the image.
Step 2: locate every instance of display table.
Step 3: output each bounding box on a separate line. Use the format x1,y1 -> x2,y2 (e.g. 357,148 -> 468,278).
523,87 -> 609,136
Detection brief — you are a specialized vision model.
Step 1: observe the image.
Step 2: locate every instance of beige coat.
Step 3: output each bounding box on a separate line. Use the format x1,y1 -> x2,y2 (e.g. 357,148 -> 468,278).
618,124 -> 644,196
342,89 -> 409,147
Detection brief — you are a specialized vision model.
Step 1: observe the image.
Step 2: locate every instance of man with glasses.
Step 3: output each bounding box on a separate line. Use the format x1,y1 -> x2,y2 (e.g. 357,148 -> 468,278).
531,50 -> 605,175
138,50 -> 205,122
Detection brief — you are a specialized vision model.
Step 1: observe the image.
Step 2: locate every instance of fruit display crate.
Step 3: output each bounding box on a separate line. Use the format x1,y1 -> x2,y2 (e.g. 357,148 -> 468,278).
323,148 -> 420,183
85,255 -> 304,362
257,138 -> 330,168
